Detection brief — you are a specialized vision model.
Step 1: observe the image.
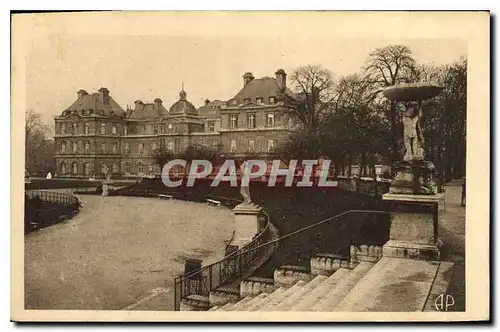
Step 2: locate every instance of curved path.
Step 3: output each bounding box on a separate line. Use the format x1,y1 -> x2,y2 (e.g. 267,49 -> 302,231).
24,194 -> 235,310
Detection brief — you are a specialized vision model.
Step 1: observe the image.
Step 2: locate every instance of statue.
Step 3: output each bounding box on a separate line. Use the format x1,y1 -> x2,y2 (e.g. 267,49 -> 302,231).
102,164 -> 111,181
239,160 -> 252,204
403,102 -> 424,161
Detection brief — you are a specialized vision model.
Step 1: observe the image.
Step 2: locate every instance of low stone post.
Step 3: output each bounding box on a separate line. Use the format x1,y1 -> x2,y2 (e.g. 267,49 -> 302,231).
232,203 -> 262,248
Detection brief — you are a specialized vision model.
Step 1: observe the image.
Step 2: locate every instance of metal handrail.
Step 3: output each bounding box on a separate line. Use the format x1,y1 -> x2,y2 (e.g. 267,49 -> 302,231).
173,208 -> 390,310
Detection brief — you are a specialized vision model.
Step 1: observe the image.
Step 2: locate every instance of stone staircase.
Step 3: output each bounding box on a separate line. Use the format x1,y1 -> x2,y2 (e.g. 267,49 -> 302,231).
200,245 -> 455,312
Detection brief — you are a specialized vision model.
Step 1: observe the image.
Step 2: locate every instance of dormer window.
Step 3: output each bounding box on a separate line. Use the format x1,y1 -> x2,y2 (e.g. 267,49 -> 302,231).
243,98 -> 251,104
232,100 -> 237,105
269,96 -> 276,104
62,111 -> 67,117
256,97 -> 263,103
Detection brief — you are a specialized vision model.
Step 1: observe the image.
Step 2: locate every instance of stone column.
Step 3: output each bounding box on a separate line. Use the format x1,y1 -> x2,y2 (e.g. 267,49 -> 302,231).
382,193 -> 441,260
232,203 -> 262,248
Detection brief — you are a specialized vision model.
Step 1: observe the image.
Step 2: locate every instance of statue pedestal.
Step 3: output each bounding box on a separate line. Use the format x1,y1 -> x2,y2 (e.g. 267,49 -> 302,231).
101,180 -> 114,197
382,193 -> 441,261
232,203 -> 262,248
389,160 -> 437,195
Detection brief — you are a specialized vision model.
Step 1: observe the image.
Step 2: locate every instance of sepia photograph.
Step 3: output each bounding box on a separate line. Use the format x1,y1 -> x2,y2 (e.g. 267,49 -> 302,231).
11,11 -> 489,322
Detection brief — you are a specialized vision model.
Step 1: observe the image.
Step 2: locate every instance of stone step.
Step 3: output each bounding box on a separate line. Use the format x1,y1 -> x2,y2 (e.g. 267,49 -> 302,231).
217,301 -> 237,311
334,257 -> 440,312
233,292 -> 269,311
289,268 -> 351,311
311,262 -> 375,311
262,281 -> 307,309
221,296 -> 253,311
247,287 -> 286,311
268,275 -> 328,311
207,305 -> 220,311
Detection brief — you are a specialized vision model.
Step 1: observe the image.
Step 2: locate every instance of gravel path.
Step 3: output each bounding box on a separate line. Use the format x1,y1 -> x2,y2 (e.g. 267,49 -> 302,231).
24,195 -> 234,310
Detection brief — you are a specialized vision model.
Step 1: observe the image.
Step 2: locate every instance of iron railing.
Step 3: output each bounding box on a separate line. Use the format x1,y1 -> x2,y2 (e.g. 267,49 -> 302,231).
173,208 -> 390,310
173,206 -> 274,310
25,190 -> 80,206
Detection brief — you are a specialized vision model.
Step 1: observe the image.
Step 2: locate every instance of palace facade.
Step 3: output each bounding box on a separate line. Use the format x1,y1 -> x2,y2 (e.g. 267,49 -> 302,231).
53,69 -> 297,178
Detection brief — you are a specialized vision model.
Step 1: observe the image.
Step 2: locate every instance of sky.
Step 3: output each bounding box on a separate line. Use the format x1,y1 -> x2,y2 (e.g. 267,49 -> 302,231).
22,13 -> 467,127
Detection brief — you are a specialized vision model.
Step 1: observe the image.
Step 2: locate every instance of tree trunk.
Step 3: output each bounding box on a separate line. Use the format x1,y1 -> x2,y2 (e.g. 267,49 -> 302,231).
390,101 -> 399,163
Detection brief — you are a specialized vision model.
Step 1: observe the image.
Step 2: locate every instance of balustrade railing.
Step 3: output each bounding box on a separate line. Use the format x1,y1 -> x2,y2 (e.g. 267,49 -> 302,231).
173,208 -> 390,311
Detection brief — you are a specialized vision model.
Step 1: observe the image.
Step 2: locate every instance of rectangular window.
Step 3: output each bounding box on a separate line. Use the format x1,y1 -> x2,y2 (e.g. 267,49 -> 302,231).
112,143 -> 117,154
208,121 -> 216,132
267,140 -> 275,152
247,114 -> 256,129
61,123 -> 66,134
84,123 -> 89,135
123,126 -> 128,135
267,113 -> 275,127
112,125 -> 117,135
174,138 -> 180,152
138,143 -> 144,155
61,141 -> 66,154
125,142 -> 130,154
152,142 -> 157,152
124,163 -> 131,173
101,143 -> 106,154
256,97 -> 263,103
230,115 -> 238,129
153,126 -> 158,134
84,142 -> 90,154
72,142 -> 77,154
248,139 -> 255,152
72,123 -> 78,135
269,96 -> 276,104
230,140 -> 237,153
100,123 -> 106,134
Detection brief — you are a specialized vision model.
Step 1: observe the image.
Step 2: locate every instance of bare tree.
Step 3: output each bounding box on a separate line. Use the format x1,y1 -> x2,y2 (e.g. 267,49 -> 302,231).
364,45 -> 419,161
286,65 -> 335,134
25,109 -> 54,175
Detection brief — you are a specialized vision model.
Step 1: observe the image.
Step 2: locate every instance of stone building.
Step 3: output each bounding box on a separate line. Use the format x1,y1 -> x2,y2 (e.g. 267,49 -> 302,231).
53,69 -> 296,178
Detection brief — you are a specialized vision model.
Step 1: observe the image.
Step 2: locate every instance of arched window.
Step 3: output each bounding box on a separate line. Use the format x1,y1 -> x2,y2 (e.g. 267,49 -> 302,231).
72,162 -> 78,174
83,162 -> 90,176
167,141 -> 174,152
60,162 -> 67,174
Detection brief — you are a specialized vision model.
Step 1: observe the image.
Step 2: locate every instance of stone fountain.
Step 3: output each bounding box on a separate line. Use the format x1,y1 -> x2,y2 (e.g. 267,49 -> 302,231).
381,83 -> 444,261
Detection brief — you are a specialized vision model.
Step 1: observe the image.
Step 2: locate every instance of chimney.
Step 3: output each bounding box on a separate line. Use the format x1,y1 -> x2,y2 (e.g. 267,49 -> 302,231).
98,87 -> 110,104
275,69 -> 287,91
134,100 -> 144,111
243,72 -> 254,86
204,99 -> 210,105
154,98 -> 163,111
77,89 -> 88,100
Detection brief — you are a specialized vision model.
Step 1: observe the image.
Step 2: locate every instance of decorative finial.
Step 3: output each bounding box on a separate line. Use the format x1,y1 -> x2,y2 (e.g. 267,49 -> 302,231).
179,83 -> 187,100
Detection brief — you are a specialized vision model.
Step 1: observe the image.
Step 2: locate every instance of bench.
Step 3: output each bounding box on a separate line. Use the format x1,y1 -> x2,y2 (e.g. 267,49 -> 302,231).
206,199 -> 221,207
158,194 -> 174,200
